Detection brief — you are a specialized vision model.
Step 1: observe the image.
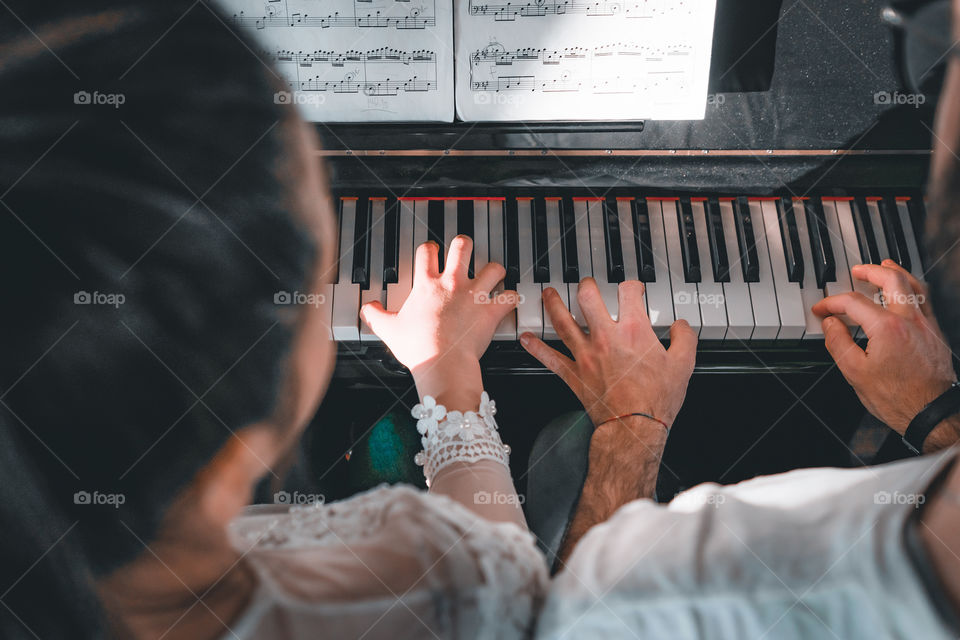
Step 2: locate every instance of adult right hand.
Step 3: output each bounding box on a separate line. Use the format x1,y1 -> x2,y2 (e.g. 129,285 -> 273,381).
812,260 -> 958,451
519,278 -> 697,429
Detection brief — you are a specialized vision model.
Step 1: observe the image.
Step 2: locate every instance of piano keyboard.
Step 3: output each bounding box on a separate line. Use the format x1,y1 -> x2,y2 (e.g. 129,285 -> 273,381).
323,194 -> 926,343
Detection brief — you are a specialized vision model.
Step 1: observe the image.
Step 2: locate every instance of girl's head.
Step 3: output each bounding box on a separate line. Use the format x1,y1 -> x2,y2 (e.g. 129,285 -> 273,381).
0,2 -> 337,636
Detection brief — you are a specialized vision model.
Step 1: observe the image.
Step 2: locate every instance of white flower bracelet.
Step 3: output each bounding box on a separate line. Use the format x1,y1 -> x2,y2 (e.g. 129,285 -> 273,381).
411,391 -> 511,486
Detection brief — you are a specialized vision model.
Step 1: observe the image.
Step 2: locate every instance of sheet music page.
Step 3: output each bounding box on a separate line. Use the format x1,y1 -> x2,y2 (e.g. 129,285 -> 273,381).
455,0 -> 718,121
216,0 -> 454,122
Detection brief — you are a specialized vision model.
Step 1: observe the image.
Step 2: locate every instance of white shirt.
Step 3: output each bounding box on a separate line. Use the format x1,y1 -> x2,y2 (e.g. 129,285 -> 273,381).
225,483 -> 548,640
538,450 -> 958,640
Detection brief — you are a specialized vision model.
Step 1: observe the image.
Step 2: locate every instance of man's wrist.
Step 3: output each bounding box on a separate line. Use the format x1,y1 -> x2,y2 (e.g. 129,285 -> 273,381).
590,415 -> 669,463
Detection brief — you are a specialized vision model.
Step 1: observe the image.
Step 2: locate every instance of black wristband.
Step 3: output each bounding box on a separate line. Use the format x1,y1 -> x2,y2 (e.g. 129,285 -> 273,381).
902,382 -> 960,455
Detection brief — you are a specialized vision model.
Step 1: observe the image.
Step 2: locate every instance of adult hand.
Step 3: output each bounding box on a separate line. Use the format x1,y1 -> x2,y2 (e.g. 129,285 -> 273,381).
812,260 -> 958,450
520,278 -> 697,429
360,237 -> 517,408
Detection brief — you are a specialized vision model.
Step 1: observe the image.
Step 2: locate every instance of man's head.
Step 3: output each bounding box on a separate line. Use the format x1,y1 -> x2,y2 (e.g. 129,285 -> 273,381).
0,2 -> 337,637
924,2 -> 960,352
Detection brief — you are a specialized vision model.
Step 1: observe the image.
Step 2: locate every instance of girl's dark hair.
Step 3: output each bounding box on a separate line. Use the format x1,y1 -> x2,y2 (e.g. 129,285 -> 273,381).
0,2 -> 318,637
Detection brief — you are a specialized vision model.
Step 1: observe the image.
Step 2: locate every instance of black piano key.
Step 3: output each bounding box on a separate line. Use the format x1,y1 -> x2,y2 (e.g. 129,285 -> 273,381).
457,199 -> 475,278
559,197 -> 579,283
852,197 -> 881,264
631,198 -> 656,283
352,195 -> 371,288
705,199 -> 730,282
504,197 -> 521,289
677,198 -> 701,283
804,198 -> 835,289
603,197 -> 625,283
532,198 -> 550,283
733,196 -> 760,283
878,197 -> 909,271
427,199 -> 445,271
778,197 -> 804,283
907,195 -> 927,271
383,198 -> 400,284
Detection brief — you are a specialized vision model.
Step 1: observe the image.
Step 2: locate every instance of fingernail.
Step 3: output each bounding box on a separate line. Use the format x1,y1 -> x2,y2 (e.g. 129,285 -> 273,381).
520,333 -> 531,346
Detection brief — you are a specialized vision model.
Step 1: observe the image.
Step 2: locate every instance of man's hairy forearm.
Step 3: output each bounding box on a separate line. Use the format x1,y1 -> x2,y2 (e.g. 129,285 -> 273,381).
557,417 -> 668,565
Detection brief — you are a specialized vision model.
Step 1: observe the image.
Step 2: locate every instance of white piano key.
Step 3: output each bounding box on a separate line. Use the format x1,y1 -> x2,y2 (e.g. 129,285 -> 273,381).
332,198 -> 361,341
644,198 -> 675,337
569,199 -> 594,330
586,199 -> 620,321
691,200 -> 728,340
543,199 -> 569,340
617,199 -> 640,282
488,200 -> 517,341
790,198 -> 826,339
865,199 -> 890,261
896,199 -> 925,281
717,200 -> 754,341
516,198 -> 543,337
760,200 -> 806,340
360,198 -> 386,342
660,199 -> 701,334
821,199 -> 858,333
444,199 -> 458,269
834,199 -> 878,337
386,199 -> 416,312
745,199 -> 780,340
474,200 -> 489,273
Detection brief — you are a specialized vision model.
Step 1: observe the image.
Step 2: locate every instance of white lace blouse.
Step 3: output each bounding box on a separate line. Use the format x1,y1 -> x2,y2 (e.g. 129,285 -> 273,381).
223,394 -> 548,640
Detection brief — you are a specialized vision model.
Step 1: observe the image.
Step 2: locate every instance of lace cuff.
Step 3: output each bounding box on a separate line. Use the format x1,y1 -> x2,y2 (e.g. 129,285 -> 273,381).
412,392 -> 511,486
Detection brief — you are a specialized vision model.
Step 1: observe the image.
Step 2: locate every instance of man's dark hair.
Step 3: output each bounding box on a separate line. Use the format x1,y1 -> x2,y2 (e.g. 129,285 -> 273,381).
0,2 -> 319,637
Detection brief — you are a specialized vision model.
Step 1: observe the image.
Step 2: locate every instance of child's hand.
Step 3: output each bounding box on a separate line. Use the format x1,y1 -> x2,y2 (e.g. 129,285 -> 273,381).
360,237 -> 516,409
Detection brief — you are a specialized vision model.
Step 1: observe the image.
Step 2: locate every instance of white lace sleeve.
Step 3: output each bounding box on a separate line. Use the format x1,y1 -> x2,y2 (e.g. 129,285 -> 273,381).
227,486 -> 548,640
412,391 -> 511,486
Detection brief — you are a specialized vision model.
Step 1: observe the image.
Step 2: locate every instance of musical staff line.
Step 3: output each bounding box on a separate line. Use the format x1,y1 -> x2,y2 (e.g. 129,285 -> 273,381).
232,0 -> 437,30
